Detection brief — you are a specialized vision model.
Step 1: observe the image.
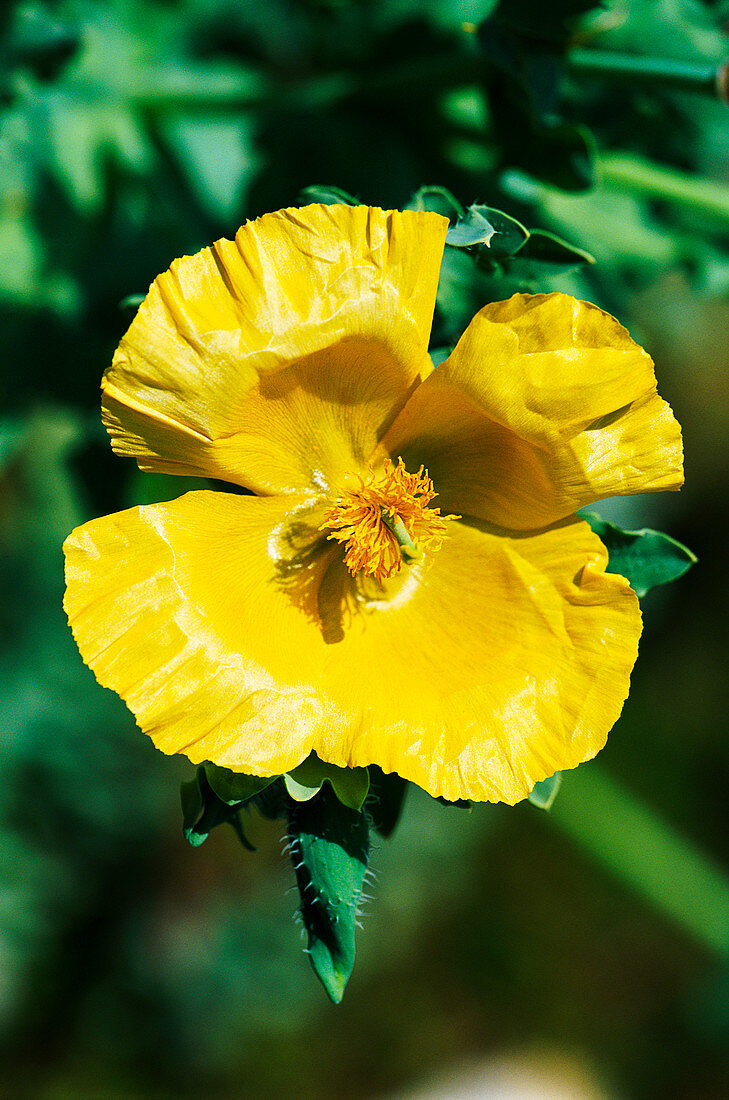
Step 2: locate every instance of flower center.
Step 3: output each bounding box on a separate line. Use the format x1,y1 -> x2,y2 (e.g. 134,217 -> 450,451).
320,458 -> 457,584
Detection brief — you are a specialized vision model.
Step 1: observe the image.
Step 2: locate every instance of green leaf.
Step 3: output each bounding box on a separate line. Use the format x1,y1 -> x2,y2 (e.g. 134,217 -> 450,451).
284,754 -> 370,812
528,772 -> 562,810
118,293 -> 145,314
287,785 -> 370,1004
298,185 -> 359,206
180,772 -> 206,845
406,185 -> 464,220
429,346 -> 453,368
472,206 -> 529,261
160,114 -> 259,222
5,5 -> 80,81
510,229 -> 595,271
180,767 -> 254,850
446,206 -> 495,248
583,514 -> 697,598
204,765 -> 277,806
367,766 -> 409,838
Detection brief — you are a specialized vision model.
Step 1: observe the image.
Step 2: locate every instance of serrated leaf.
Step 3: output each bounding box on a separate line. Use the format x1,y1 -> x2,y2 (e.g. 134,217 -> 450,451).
298,185 -> 359,206
529,772 -> 562,810
511,228 -> 595,270
287,786 -> 370,1003
446,206 -> 496,247
406,185 -> 464,220
285,755 -> 370,811
473,206 -> 529,261
583,514 -> 697,598
180,767 -> 254,849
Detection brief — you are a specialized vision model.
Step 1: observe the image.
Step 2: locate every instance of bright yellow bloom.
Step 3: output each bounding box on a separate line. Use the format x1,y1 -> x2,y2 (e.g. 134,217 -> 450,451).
63,205 -> 683,804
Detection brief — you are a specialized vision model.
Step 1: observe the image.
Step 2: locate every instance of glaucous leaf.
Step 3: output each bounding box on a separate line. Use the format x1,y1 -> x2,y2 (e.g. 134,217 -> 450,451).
446,205 -> 496,247
298,184 -> 359,206
180,767 -> 255,849
509,228 -> 595,270
584,514 -> 697,598
406,185 -> 464,220
528,772 -> 562,810
473,206 -> 529,260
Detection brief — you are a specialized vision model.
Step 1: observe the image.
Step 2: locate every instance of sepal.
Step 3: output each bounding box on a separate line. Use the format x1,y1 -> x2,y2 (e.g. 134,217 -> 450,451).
204,764 -> 276,805
284,755 -> 370,811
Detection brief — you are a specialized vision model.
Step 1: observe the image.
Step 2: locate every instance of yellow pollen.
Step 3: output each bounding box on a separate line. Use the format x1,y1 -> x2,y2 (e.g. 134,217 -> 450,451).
320,458 -> 458,583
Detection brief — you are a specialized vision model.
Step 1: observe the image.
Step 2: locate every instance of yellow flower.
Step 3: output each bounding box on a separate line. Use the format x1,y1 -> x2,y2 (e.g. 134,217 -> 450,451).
63,205 -> 683,804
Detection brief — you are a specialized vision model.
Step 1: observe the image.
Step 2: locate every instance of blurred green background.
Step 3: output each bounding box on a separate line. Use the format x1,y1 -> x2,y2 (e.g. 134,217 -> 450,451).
2,0 -> 729,1096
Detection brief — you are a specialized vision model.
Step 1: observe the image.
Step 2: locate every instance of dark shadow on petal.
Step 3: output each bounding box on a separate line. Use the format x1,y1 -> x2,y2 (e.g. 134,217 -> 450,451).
453,512 -> 583,541
272,509 -> 355,645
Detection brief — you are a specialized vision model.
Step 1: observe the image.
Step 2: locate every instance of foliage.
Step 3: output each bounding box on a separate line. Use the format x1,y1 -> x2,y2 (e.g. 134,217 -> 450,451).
1,0 -> 727,1094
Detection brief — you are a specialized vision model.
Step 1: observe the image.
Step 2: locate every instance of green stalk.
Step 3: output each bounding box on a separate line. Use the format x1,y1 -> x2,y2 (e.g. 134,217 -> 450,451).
547,765 -> 729,959
568,49 -> 729,103
599,152 -> 729,223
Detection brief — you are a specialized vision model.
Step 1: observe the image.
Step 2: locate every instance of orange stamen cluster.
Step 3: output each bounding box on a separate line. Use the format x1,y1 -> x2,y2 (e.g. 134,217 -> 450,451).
320,458 -> 456,584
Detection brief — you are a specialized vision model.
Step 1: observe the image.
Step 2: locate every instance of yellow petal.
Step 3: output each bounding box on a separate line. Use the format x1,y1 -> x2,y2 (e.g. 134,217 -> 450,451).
382,292 -> 683,529
311,516 -> 642,804
63,491 -> 330,774
103,205 -> 448,495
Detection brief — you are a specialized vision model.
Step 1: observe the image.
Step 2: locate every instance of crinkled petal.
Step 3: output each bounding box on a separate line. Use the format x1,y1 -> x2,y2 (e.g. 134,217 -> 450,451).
311,516 -> 642,804
103,205 -> 448,495
382,293 -> 683,529
63,491 -> 330,774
